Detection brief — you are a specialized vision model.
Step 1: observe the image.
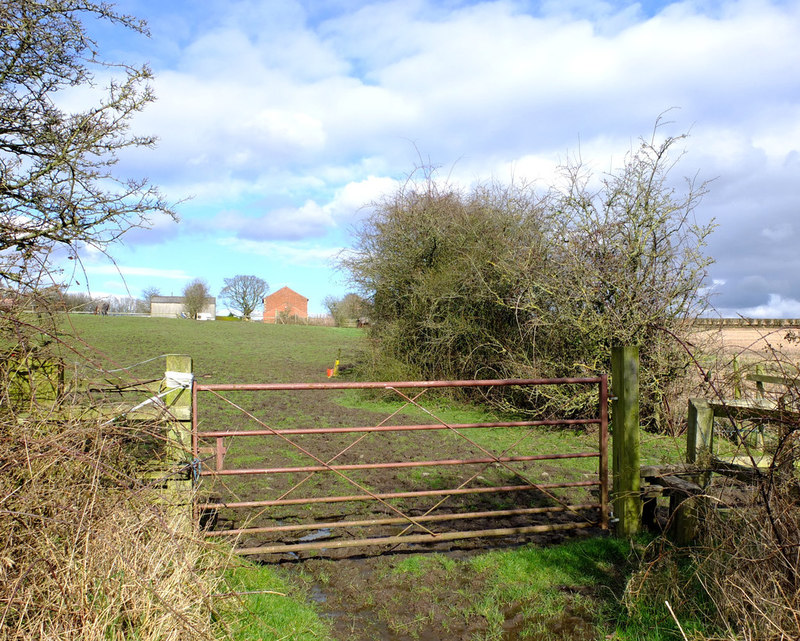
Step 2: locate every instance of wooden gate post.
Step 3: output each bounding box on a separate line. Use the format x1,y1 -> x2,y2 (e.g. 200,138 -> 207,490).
612,345 -> 642,537
164,355 -> 194,510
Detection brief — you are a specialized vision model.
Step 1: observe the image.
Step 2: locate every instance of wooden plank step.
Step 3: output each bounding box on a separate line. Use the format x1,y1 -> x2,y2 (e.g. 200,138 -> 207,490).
649,475 -> 703,496
745,373 -> 799,386
708,398 -> 778,412
640,463 -> 695,479
712,455 -> 774,482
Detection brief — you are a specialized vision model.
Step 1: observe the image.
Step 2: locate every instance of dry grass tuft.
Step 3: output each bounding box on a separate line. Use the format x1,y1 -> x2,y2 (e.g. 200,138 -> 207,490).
625,333 -> 800,641
696,500 -> 800,641
0,413 -> 228,640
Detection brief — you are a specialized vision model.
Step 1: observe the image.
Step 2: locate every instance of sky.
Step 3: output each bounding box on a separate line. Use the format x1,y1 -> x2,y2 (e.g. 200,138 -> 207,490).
66,0 -> 800,317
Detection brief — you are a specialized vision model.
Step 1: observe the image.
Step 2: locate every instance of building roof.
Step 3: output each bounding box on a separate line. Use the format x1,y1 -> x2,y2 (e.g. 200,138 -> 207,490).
152,295 -> 216,304
265,286 -> 308,301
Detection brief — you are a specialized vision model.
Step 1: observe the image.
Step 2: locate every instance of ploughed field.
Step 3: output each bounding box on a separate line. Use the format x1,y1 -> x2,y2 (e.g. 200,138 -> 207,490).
695,324 -> 800,360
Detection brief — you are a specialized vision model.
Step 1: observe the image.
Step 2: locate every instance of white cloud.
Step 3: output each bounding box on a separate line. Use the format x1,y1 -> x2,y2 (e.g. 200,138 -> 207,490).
198,201 -> 332,241
719,294 -> 800,319
247,109 -> 327,152
85,0 -> 800,317
326,175 -> 400,219
120,0 -> 800,200
217,237 -> 341,267
193,175 -> 400,242
761,224 -> 794,242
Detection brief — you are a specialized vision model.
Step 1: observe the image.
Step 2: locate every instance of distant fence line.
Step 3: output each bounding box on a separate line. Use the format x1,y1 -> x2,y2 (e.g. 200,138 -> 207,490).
693,318 -> 800,328
61,313 -> 800,329
69,311 -> 150,317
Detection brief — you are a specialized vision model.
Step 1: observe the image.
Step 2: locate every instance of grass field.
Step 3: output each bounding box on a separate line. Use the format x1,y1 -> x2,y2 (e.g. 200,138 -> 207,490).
62,315 -> 704,641
62,315 -> 365,383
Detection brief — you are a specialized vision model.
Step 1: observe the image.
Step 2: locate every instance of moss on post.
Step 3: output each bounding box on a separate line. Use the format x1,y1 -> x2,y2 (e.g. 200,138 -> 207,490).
676,397 -> 715,544
612,345 -> 642,538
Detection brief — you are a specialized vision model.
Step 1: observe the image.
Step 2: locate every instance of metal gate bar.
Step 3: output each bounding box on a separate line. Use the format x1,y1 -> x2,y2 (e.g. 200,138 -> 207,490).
195,417 -> 599,438
202,452 -> 599,476
210,503 -> 599,537
193,375 -> 609,553
236,522 -> 595,556
194,376 -> 604,392
197,480 -> 599,510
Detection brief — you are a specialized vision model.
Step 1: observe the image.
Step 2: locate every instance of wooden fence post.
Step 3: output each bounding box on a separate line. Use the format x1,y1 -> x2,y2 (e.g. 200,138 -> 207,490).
672,397 -> 714,545
732,355 -> 742,399
612,345 -> 642,537
164,355 -> 194,514
686,398 -> 714,469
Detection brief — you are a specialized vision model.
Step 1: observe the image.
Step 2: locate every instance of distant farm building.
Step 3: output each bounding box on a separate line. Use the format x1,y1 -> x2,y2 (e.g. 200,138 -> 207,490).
150,295 -> 216,320
263,286 -> 308,323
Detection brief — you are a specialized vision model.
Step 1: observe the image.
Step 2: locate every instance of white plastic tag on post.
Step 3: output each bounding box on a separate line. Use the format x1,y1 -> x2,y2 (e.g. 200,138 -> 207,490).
165,371 -> 194,389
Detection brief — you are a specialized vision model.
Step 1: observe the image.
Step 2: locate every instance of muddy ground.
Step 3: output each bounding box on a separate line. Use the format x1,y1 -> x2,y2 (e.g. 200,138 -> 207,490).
277,528 -> 612,641
195,376 -> 610,640
197,384 -> 603,554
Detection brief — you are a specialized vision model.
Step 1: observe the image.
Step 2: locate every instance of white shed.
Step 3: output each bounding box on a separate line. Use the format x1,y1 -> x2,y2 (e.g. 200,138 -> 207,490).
150,296 -> 216,319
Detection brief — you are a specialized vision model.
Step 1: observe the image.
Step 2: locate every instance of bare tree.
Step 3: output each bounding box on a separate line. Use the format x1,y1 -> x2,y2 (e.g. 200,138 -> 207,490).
324,293 -> 369,327
139,286 -> 161,313
0,0 -> 175,293
142,286 -> 161,303
219,275 -> 268,320
183,279 -> 210,320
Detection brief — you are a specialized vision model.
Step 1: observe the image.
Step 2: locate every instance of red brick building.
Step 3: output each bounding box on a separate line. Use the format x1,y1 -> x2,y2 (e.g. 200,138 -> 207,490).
263,286 -> 308,323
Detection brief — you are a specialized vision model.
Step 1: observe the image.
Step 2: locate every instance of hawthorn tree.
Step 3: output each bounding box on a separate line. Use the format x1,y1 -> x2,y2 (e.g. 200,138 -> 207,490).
342,124 -> 715,428
0,8 -> 222,639
0,0 -> 174,293
219,275 -> 268,320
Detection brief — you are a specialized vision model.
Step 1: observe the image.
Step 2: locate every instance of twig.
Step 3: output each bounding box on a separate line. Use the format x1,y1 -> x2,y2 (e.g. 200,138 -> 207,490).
212,589 -> 287,598
665,600 -> 689,641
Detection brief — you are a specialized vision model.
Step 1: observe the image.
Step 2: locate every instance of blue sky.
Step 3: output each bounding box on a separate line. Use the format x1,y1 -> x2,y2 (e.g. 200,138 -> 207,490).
69,0 -> 800,317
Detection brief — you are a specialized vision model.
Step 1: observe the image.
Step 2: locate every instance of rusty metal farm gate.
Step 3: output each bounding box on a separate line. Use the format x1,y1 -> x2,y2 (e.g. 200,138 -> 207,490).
193,377 -> 609,556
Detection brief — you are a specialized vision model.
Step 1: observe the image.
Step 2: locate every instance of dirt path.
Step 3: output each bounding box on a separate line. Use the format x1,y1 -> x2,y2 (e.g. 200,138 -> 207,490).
197,383 -> 611,639
273,528 -> 608,641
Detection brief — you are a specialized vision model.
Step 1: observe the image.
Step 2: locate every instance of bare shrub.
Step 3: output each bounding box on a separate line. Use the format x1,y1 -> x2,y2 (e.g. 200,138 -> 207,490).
342,121 -> 714,428
183,279 -> 212,320
220,275 -> 269,320
0,325 -> 228,640
625,334 -> 800,640
0,407 -> 228,640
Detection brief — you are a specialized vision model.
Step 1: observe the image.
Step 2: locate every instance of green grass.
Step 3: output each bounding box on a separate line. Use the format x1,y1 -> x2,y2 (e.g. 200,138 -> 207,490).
371,537 -> 712,641
57,315 -> 690,475
60,315 -> 365,384
469,537 -> 632,637
347,536 -> 711,641
220,561 -> 333,641
56,314 -> 720,640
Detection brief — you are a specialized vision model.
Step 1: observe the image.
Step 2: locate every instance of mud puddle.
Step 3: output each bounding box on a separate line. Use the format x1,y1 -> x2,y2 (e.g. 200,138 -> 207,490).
270,533 -> 602,641
292,551 -> 499,640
